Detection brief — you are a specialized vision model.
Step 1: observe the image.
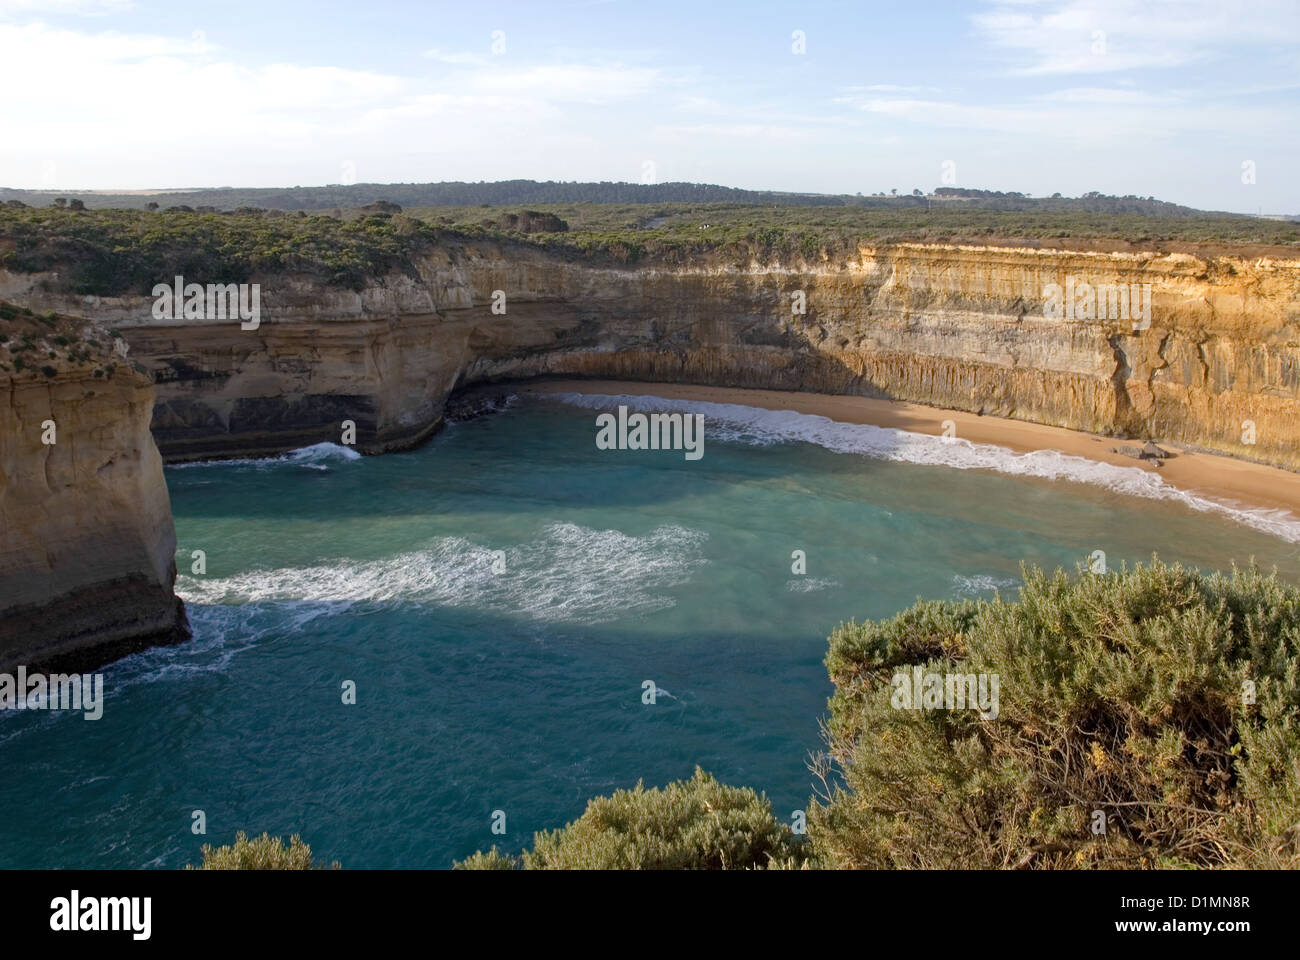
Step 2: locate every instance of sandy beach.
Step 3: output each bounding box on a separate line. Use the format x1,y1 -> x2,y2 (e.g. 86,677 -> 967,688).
524,379 -> 1300,526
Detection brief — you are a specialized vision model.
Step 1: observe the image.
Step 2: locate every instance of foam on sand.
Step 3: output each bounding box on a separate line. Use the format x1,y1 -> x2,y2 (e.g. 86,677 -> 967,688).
541,392 -> 1300,544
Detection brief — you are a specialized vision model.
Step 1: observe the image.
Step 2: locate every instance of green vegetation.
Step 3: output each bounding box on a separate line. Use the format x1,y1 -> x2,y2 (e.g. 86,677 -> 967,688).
1,300 -> 128,380
808,559 -> 1300,869
190,831 -> 340,870
0,180 -> 861,211
452,846 -> 518,870
459,560 -> 1300,869
0,206 -> 440,295
456,768 -> 806,869
4,179 -> 1288,217
2,201 -> 1295,299
415,201 -> 1300,264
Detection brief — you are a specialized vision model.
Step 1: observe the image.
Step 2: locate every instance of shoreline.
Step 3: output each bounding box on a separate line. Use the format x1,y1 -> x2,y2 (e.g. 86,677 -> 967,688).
522,379 -> 1300,531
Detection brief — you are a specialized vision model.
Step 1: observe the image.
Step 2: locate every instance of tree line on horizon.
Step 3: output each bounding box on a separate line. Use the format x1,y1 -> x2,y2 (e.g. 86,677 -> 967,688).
0,179 -> 1279,219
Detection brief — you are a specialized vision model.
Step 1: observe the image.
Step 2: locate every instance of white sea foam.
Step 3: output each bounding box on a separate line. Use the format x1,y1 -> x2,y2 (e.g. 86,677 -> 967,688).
177,522 -> 708,624
284,442 -> 362,466
0,602 -> 322,737
787,576 -> 842,593
539,392 -> 1300,544
167,442 -> 361,471
952,573 -> 1020,596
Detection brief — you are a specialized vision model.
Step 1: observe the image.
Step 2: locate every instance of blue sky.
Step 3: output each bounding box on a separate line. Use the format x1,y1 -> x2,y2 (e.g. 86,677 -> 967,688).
2,0 -> 1296,212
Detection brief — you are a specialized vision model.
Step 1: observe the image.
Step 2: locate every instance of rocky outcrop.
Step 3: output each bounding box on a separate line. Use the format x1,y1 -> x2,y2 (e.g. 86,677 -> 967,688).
0,307 -> 187,674
495,211 -> 568,233
3,240 -> 1298,472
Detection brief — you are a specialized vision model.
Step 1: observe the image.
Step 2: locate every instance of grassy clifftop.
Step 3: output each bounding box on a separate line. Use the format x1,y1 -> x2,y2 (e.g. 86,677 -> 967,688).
0,206 -> 441,295
3,204 -> 1297,300
0,300 -> 133,381
417,200 -> 1300,263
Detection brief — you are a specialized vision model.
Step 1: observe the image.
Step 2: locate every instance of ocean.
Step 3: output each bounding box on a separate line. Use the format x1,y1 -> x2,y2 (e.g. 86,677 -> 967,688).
2,392 -> 1297,868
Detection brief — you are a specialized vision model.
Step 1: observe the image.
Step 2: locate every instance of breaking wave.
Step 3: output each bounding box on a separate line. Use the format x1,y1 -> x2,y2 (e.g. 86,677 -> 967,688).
177,522 -> 709,624
952,573 -> 1020,596
540,392 -> 1300,544
167,442 -> 361,472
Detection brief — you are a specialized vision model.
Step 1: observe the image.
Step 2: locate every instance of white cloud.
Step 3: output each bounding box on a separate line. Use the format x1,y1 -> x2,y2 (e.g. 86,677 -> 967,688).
651,122 -> 817,145
0,0 -> 132,15
471,64 -> 664,104
1034,86 -> 1169,103
0,21 -> 681,188
863,84 -> 940,94
421,48 -> 490,66
841,89 -> 1282,146
973,0 -> 1300,75
0,3 -> 1293,212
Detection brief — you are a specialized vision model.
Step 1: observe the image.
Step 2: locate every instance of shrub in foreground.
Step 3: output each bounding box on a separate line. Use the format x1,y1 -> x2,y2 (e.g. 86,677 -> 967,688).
456,768 -> 806,869
809,559 -> 1300,869
190,831 -> 339,870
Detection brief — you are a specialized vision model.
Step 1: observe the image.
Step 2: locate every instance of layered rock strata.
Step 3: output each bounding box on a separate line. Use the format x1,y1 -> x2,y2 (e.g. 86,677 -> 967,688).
7,242 -> 1282,468
2,237 -> 1297,668
0,308 -> 187,674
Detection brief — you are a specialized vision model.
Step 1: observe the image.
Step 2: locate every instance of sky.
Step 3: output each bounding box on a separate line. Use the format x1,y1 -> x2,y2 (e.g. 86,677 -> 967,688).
1,0 -> 1296,213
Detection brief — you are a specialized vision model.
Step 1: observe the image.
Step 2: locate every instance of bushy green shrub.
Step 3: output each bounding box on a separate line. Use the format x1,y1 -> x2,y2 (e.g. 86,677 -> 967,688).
452,846 -> 518,870
456,768 -> 807,869
809,559 -> 1300,869
408,202 -> 1299,264
190,831 -> 339,870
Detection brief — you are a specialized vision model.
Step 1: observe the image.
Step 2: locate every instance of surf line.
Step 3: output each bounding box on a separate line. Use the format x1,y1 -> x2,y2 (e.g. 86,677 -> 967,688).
594,405 -> 705,461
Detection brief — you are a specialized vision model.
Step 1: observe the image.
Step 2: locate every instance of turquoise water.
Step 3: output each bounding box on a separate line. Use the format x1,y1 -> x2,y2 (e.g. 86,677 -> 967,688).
2,392 -> 1298,869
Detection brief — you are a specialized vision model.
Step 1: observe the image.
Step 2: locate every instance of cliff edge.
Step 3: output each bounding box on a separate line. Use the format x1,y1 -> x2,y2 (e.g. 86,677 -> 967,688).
0,304 -> 188,674
6,239 -> 1291,470
1,231 -> 1297,671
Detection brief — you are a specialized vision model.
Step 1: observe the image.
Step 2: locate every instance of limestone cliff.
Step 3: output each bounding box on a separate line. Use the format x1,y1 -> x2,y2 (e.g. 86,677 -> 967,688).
1,238 -> 1296,669
2,240 -> 1298,472
0,306 -> 187,674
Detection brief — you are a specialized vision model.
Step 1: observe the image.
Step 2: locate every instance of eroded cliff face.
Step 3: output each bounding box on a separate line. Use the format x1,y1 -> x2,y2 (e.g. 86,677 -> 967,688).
0,311 -> 187,673
2,240 -> 1297,469
1,240 -> 1294,667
